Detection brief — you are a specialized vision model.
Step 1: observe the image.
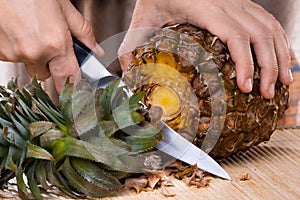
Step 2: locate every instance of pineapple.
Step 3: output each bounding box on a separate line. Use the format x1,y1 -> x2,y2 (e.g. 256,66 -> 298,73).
0,77 -> 162,199
125,24 -> 290,159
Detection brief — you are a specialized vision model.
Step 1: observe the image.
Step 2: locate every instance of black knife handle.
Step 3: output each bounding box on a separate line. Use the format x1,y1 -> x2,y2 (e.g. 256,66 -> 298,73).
72,39 -> 117,89
73,39 -> 92,67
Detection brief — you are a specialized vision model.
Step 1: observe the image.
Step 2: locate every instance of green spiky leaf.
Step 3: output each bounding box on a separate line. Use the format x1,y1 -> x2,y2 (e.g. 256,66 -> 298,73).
70,90 -> 98,135
99,120 -> 119,137
58,157 -> 113,198
26,143 -> 54,161
5,146 -> 18,171
59,77 -> 74,108
70,158 -> 122,191
28,121 -> 54,139
10,114 -> 29,140
25,77 -> 57,109
125,136 -> 160,153
27,161 -> 42,200
96,79 -> 121,120
6,78 -> 18,91
0,145 -> 8,158
16,168 -> 30,200
0,126 -> 10,146
2,126 -> 26,148
63,136 -> 126,170
39,129 -> 65,149
34,160 -> 52,190
45,161 -> 64,189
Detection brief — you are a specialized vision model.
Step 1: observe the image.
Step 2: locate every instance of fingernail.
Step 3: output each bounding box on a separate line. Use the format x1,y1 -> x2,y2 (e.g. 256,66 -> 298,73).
268,83 -> 275,98
244,78 -> 253,92
94,44 -> 105,57
288,69 -> 294,82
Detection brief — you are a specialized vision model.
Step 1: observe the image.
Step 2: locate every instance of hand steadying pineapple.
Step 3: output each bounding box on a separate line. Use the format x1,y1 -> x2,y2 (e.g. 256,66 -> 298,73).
125,24 -> 289,158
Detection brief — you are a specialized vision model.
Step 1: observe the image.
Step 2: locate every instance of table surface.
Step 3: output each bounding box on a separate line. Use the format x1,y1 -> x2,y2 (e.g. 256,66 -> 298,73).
1,128 -> 299,200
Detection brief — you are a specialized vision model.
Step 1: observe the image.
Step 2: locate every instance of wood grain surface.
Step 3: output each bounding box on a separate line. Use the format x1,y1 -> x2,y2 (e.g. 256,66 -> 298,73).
1,129 -> 299,200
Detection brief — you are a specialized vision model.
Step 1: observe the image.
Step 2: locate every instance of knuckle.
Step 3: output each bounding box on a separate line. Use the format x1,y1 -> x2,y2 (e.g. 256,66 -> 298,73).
281,50 -> 292,67
17,36 -> 68,63
0,49 -> 13,61
273,62 -> 279,72
16,41 -> 43,62
267,64 -> 279,81
269,17 -> 283,33
286,51 -> 292,66
248,59 -> 255,68
79,19 -> 94,37
251,27 -> 273,43
260,62 -> 278,78
265,58 -> 279,73
43,27 -> 71,53
46,37 -> 66,53
231,31 -> 250,42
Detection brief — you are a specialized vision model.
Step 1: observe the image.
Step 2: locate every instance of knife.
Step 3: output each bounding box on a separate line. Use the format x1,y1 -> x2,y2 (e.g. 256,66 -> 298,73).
73,40 -> 231,180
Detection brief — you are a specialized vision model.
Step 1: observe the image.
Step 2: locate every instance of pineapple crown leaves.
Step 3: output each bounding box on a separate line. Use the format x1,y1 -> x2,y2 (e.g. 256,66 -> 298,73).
0,77 -> 163,199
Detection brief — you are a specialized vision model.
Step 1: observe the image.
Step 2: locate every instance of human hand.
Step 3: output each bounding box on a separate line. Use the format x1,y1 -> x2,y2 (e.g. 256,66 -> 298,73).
119,0 -> 294,99
0,0 -> 103,93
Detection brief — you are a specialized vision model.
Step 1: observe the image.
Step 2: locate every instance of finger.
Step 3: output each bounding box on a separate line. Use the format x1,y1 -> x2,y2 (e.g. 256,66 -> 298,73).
188,8 -> 255,93
253,37 -> 278,99
25,63 -> 51,81
58,0 -> 104,57
220,2 -> 279,98
48,35 -> 80,93
246,2 -> 293,86
227,34 -> 254,94
48,56 -> 80,93
278,28 -> 294,83
273,29 -> 293,85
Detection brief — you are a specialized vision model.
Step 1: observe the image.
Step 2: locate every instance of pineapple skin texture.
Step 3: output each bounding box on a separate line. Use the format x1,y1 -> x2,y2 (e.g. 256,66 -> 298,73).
128,24 -> 290,159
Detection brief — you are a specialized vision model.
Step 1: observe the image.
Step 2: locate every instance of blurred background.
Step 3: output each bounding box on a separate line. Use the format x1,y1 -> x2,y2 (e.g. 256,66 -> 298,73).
0,0 -> 299,126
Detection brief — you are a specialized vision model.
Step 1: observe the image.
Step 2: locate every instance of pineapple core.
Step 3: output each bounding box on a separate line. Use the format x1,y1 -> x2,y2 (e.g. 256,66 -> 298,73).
149,85 -> 181,118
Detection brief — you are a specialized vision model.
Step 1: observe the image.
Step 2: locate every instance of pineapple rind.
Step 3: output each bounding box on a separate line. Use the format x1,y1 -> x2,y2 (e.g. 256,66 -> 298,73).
129,24 -> 289,158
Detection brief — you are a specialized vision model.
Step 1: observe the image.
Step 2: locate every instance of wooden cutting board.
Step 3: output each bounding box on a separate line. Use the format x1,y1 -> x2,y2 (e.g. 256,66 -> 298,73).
104,129 -> 300,200
1,129 -> 299,200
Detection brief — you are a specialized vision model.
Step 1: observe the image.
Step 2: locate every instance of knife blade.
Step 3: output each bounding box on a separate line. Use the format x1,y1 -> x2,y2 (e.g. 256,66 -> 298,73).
73,40 -> 231,180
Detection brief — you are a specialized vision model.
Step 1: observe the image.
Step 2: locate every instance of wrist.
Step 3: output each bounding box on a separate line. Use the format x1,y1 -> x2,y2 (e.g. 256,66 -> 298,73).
134,0 -> 176,27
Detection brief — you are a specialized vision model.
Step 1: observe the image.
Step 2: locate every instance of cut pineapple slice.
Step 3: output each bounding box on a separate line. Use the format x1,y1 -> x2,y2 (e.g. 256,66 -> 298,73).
149,85 -> 181,120
155,52 -> 177,69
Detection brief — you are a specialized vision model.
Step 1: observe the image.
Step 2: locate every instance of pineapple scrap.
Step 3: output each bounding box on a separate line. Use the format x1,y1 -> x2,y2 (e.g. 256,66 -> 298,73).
172,164 -> 211,188
239,173 -> 251,181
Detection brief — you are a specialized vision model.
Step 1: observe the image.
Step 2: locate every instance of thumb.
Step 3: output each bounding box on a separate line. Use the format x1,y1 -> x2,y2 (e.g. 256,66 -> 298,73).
59,0 -> 104,57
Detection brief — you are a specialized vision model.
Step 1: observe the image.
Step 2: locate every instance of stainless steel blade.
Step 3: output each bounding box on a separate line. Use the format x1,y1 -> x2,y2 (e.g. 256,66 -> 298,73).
157,121 -> 231,180
74,41 -> 232,180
